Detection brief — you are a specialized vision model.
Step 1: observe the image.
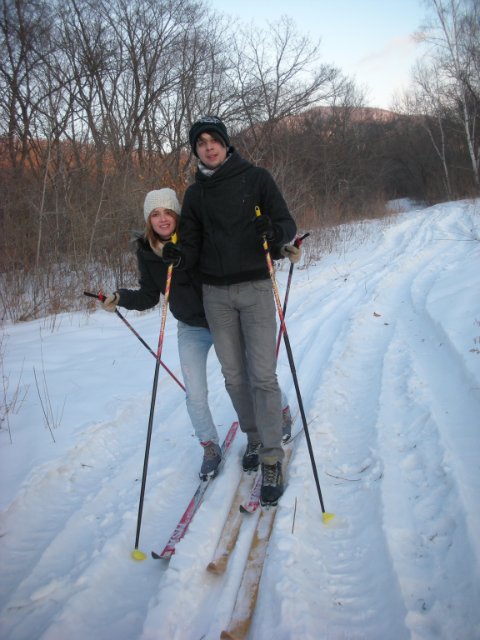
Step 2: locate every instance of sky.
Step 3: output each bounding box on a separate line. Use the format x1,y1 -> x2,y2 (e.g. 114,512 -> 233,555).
209,0 -> 428,110
1,197 -> 480,639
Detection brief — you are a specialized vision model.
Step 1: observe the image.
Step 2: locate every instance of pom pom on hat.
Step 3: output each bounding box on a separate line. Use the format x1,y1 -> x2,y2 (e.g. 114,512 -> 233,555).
143,188 -> 181,222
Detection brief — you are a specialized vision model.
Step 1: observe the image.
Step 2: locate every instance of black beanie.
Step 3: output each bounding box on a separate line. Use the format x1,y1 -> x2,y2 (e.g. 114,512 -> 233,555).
189,116 -> 231,156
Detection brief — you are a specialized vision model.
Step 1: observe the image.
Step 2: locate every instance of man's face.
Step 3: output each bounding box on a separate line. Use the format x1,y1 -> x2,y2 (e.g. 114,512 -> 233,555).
196,132 -> 228,169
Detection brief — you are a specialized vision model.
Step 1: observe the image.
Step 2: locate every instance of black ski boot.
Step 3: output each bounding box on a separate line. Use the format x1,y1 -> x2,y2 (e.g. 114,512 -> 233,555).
260,461 -> 284,506
242,441 -> 262,472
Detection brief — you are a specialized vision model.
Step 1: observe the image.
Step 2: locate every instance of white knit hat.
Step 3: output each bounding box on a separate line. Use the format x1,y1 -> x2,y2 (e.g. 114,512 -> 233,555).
143,188 -> 181,222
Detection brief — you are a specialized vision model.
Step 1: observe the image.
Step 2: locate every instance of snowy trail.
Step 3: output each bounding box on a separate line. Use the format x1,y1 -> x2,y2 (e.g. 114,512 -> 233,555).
235,205 -> 480,640
1,201 -> 480,640
373,212 -> 480,638
1,399 -> 170,639
264,214 -> 441,640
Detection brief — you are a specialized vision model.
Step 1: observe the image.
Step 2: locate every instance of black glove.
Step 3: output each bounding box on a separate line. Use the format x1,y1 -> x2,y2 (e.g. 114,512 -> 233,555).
254,215 -> 277,242
162,242 -> 184,268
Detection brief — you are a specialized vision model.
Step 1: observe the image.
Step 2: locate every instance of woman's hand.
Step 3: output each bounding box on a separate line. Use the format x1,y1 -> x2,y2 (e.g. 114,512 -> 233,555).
280,244 -> 302,264
101,292 -> 119,312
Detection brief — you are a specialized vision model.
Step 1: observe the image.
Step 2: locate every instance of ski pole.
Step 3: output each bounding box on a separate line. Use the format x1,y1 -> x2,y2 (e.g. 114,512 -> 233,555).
255,207 -> 333,523
275,233 -> 310,357
84,291 -> 185,392
132,235 -> 177,560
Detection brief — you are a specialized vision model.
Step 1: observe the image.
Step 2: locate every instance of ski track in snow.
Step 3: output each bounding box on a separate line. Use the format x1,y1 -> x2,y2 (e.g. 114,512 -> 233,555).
1,202 -> 480,640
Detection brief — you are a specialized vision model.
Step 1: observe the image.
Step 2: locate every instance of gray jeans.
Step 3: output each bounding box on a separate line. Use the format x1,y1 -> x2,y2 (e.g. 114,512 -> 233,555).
202,280 -> 284,464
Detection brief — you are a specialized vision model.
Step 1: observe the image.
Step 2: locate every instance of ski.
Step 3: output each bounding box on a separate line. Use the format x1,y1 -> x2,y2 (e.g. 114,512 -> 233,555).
208,415 -> 301,573
220,447 -> 294,640
239,470 -> 262,514
206,470 -> 258,575
151,421 -> 239,560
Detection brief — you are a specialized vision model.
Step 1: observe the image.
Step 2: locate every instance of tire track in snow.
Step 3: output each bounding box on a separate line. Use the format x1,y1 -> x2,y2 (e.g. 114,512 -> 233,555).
274,208 -> 434,405
374,208 -> 480,639
408,224 -> 480,555
378,321 -> 480,640
270,319 -> 408,639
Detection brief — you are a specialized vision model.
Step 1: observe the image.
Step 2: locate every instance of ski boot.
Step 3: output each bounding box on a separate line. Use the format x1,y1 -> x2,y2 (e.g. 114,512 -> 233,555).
199,441 -> 222,480
242,441 -> 262,473
260,461 -> 284,507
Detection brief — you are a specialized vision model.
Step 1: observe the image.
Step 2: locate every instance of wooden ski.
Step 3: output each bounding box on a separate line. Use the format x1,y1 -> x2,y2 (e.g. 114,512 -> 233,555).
220,448 -> 293,639
206,471 -> 258,575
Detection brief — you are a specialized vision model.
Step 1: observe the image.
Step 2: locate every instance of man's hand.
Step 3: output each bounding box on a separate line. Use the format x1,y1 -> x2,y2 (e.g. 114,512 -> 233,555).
254,214 -> 277,242
162,242 -> 184,268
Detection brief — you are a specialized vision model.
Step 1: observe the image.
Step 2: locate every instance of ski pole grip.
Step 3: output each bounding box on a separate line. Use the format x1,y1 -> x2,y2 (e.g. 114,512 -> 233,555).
255,206 -> 268,243
294,232 -> 310,248
84,290 -> 106,302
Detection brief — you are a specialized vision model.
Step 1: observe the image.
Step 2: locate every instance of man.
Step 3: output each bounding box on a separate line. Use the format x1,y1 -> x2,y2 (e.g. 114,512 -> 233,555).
164,116 -> 297,505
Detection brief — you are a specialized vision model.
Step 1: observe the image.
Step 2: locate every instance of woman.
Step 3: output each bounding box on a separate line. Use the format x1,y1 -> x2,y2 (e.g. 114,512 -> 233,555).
100,188 -> 297,481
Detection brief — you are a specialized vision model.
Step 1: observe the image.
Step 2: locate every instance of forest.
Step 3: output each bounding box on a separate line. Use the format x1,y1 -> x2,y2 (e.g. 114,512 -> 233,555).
0,0 -> 479,321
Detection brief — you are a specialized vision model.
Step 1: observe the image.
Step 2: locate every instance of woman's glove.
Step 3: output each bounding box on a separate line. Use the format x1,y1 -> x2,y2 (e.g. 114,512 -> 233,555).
101,292 -> 119,312
280,244 -> 302,264
162,242 -> 184,268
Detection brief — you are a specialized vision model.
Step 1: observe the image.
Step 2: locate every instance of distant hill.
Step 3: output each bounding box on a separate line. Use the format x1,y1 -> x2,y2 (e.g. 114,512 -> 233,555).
302,105 -> 399,123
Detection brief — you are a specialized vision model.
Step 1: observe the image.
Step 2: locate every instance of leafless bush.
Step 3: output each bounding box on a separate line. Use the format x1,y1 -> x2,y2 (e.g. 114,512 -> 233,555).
0,331 -> 28,444
32,336 -> 66,442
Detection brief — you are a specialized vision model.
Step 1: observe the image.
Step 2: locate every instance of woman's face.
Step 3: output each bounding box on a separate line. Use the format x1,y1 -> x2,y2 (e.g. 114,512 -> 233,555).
149,208 -> 177,240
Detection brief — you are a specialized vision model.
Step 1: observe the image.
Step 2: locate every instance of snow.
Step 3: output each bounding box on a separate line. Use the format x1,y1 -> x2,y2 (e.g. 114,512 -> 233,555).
1,199 -> 480,640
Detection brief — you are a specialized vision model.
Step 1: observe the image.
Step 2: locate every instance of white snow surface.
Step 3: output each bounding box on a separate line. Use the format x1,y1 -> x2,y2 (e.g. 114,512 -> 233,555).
1,199 -> 480,640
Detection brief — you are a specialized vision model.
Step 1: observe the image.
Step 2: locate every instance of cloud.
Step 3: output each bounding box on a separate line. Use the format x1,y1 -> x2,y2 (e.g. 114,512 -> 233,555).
358,35 -> 418,67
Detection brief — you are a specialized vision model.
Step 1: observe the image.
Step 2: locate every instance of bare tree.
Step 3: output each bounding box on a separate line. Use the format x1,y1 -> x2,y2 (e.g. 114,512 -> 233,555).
229,16 -> 343,161
0,0 -> 58,172
147,6 -> 237,181
409,60 -> 453,196
420,0 -> 480,187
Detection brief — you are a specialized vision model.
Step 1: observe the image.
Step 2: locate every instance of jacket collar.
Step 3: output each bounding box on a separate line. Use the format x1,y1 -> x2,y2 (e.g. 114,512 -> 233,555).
195,150 -> 251,185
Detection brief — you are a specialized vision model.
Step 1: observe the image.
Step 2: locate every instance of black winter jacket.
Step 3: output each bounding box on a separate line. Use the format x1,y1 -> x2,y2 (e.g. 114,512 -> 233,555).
180,151 -> 296,285
117,236 -> 208,329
